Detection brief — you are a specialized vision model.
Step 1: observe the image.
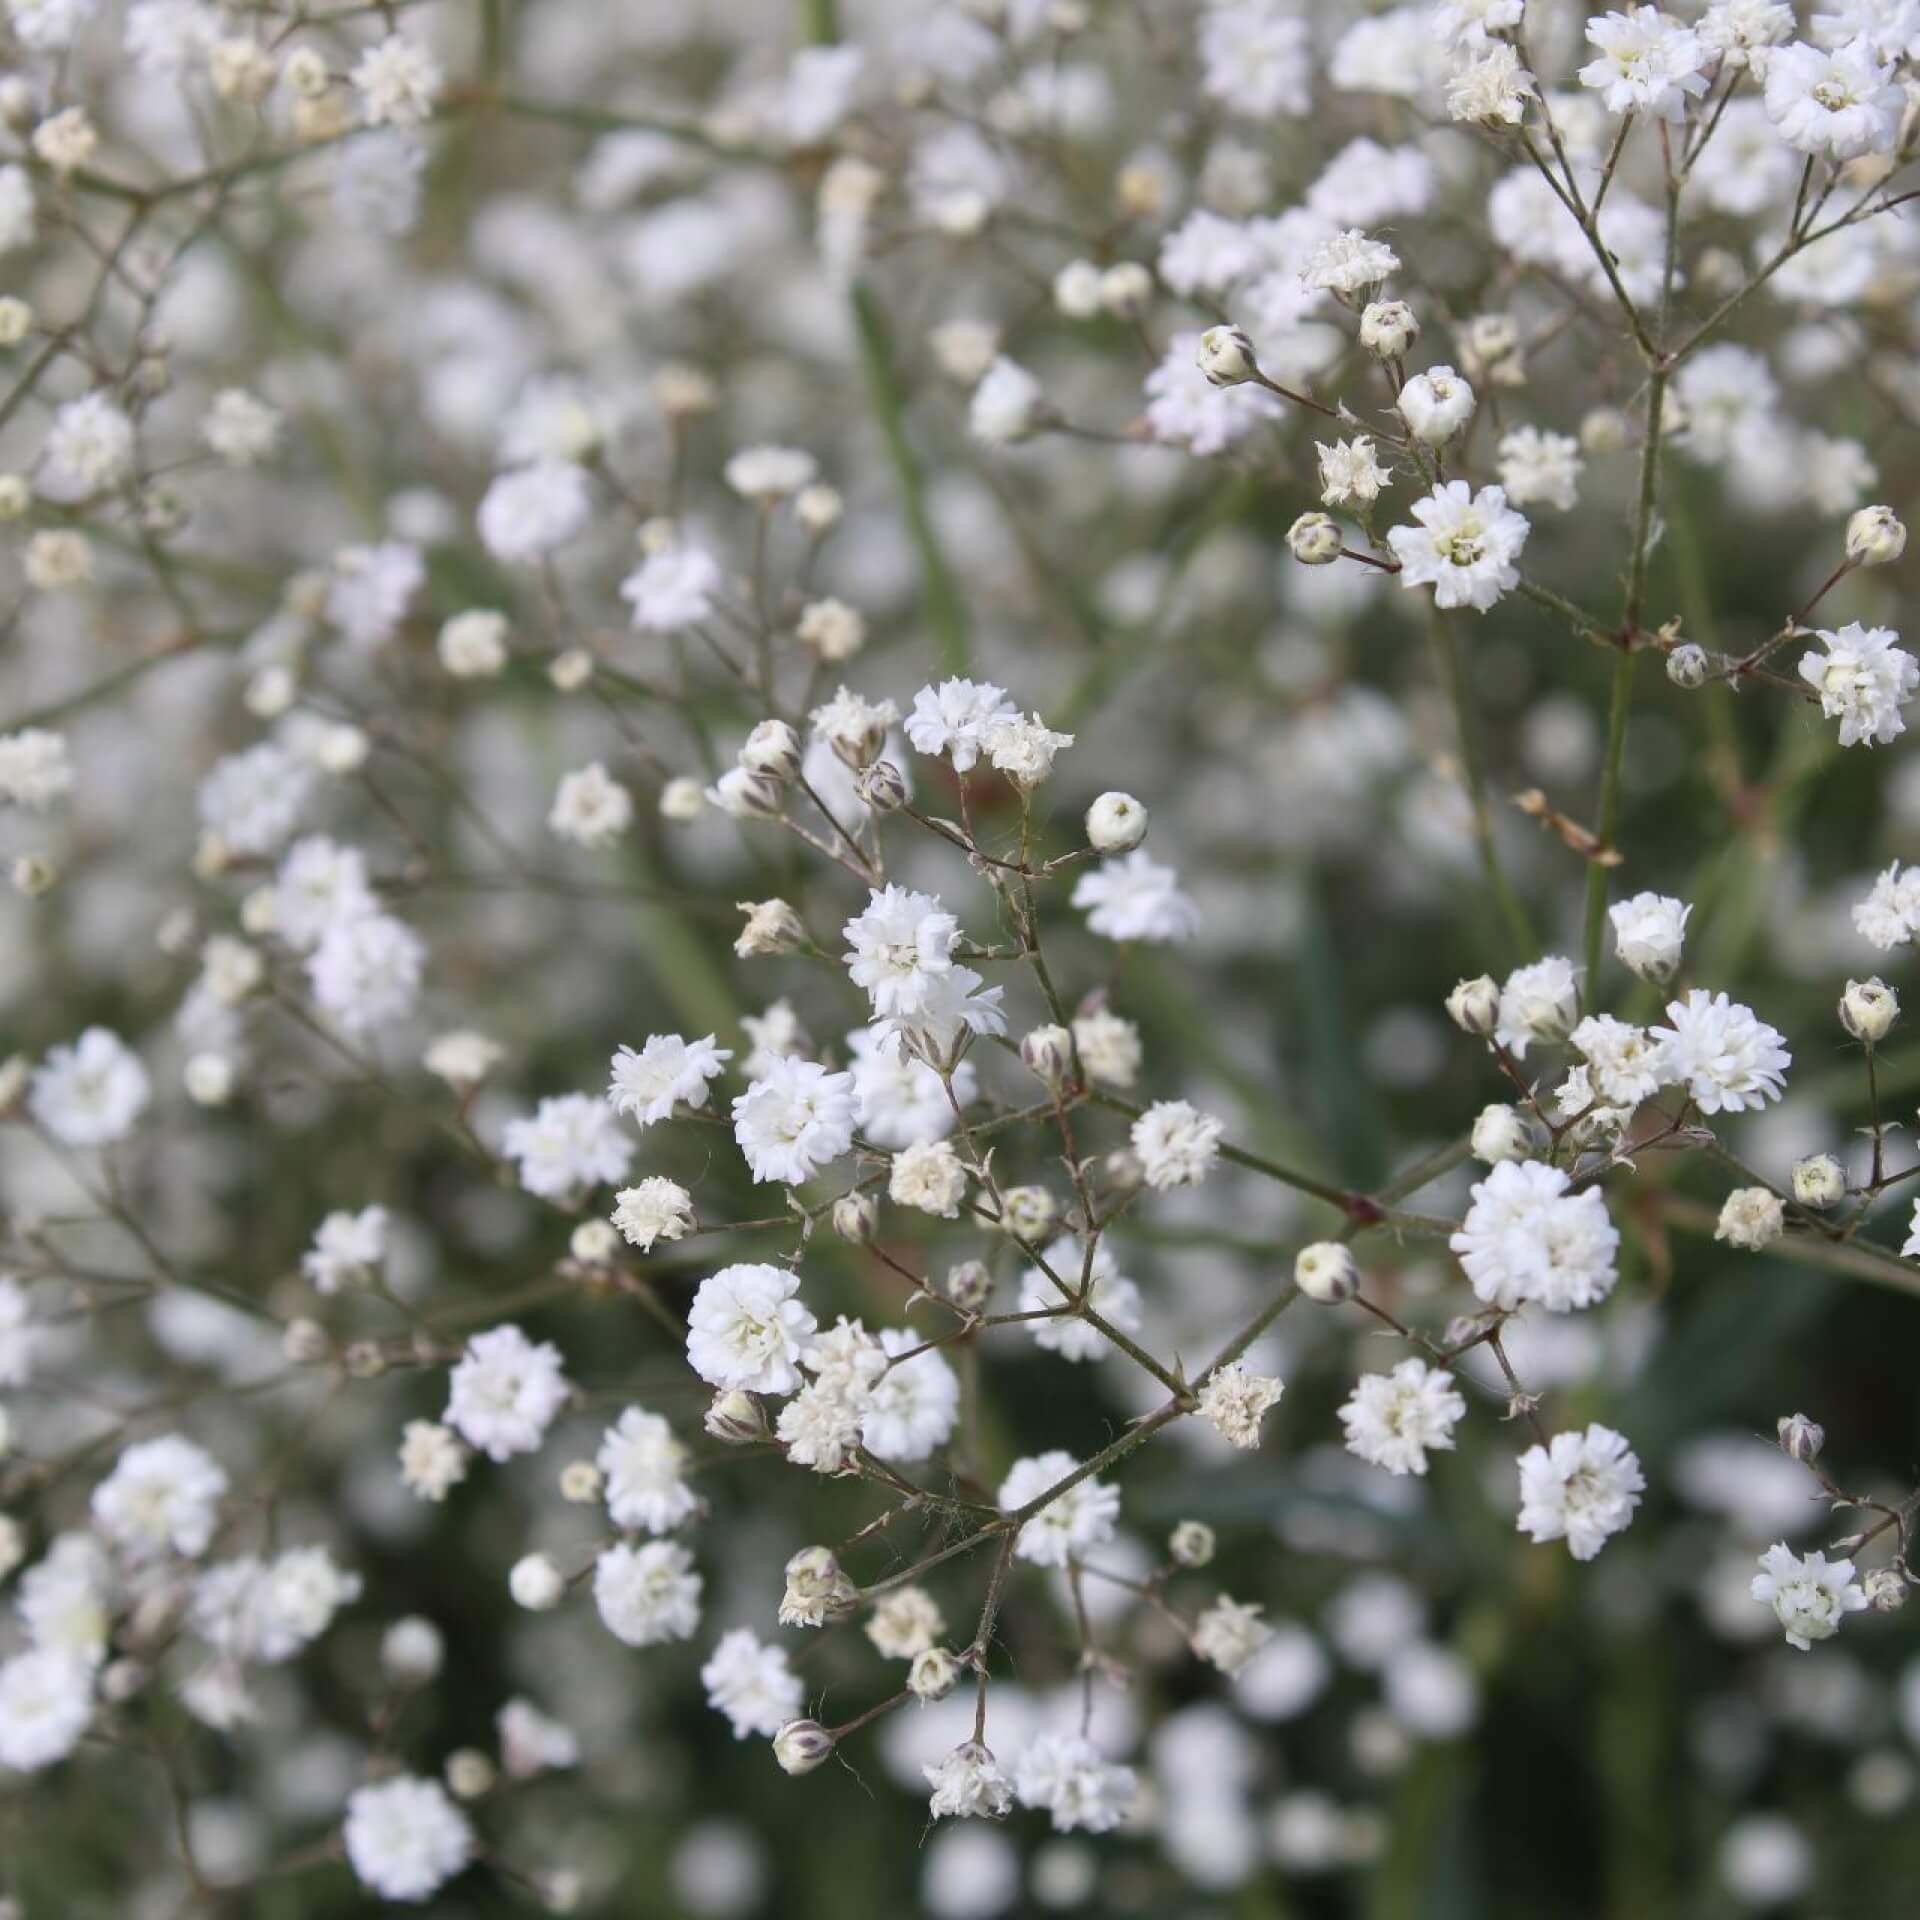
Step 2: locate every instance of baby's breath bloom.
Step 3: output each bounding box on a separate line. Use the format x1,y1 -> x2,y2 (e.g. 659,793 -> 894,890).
1515,1425 -> 1645,1560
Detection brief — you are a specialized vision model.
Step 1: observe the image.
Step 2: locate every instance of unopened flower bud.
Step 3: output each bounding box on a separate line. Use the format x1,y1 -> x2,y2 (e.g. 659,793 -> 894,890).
446,1749 -> 495,1800
946,1260 -> 992,1313
1099,261 -> 1153,319
569,1219 -> 618,1266
780,1546 -> 858,1627
909,1646 -> 963,1701
712,766 -> 787,819
1085,791 -> 1148,854
344,1339 -> 387,1379
1287,512 -> 1343,565
100,1658 -> 148,1704
795,484 -> 843,534
1841,976 -> 1899,1044
1021,1024 -> 1074,1087
10,853 -> 55,897
1446,975 -> 1500,1035
1294,1241 -> 1359,1303
660,776 -> 705,821
549,647 -> 594,692
559,1460 -> 603,1503
1666,642 -> 1709,689
705,1389 -> 768,1444
509,1553 -> 566,1611
282,1318 -> 331,1366
997,1185 -> 1057,1240
856,759 -> 907,812
740,718 -> 802,781
1791,1155 -> 1846,1209
1170,1519 -> 1216,1568
1846,504 -> 1906,568
1865,1567 -> 1908,1612
1197,324 -> 1258,387
1470,1102 -> 1534,1165
773,1718 -> 836,1774
1359,300 -> 1418,358
0,298 -> 30,348
832,1190 -> 878,1243
1777,1413 -> 1826,1463
1580,406 -> 1631,454
381,1616 -> 445,1685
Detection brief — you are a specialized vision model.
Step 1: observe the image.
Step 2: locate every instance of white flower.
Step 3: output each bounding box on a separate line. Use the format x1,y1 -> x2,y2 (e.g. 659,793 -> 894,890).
889,1138 -> 968,1217
621,545 -> 722,632
1317,436 -> 1390,507
1569,1014 -> 1671,1106
905,678 -> 1019,771
549,762 -> 633,847
608,1033 -> 731,1125
1012,1732 -> 1138,1833
1610,892 -> 1691,982
863,1327 -> 960,1461
872,965 -> 1006,1067
926,1740 -> 1014,1821
308,913 -> 424,1036
1799,622 -> 1918,747
273,837 -> 377,951
969,357 -> 1049,444
0,1275 -> 34,1389
1073,1011 -> 1142,1087
1199,0 -> 1311,117
685,1263 -> 816,1393
1192,1596 -> 1274,1677
350,31 -> 443,126
503,1092 -> 634,1201
1197,1363 -> 1285,1449
844,886 -> 958,1018
300,1205 -> 389,1293
1130,1099 -> 1224,1189
597,1407 -> 697,1534
593,1540 -> 702,1646
1072,852 -> 1201,943
1853,862 -> 1920,949
1450,1159 -> 1620,1312
611,1176 -> 695,1251
498,1698 -> 577,1778
1339,1359 -> 1467,1475
0,729 -> 73,809
848,1024 -> 970,1148
399,1421 -> 468,1501
1651,989 -> 1790,1114
1495,956 -> 1580,1056
343,1776 -> 473,1903
30,1027 -> 149,1146
39,393 -> 134,501
984,712 -> 1074,788
477,462 -> 591,564
1497,426 -> 1583,511
91,1433 -> 228,1561
1021,1237 -> 1142,1363
1447,42 -> 1538,125
1302,229 -> 1400,296
1395,366 -> 1477,445
999,1450 -> 1120,1566
702,1628 -> 804,1739
201,388 -> 282,466
1750,1543 -> 1870,1649
443,1325 -> 571,1461
732,1056 -> 858,1185
1717,1186 -> 1786,1250
724,445 -> 817,502
1578,8 -> 1710,119
0,1650 -> 93,1772
1387,481 -> 1528,612
1516,1424 -> 1645,1560
1764,38 -> 1903,158
326,541 -> 423,648
1435,0 -> 1525,46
